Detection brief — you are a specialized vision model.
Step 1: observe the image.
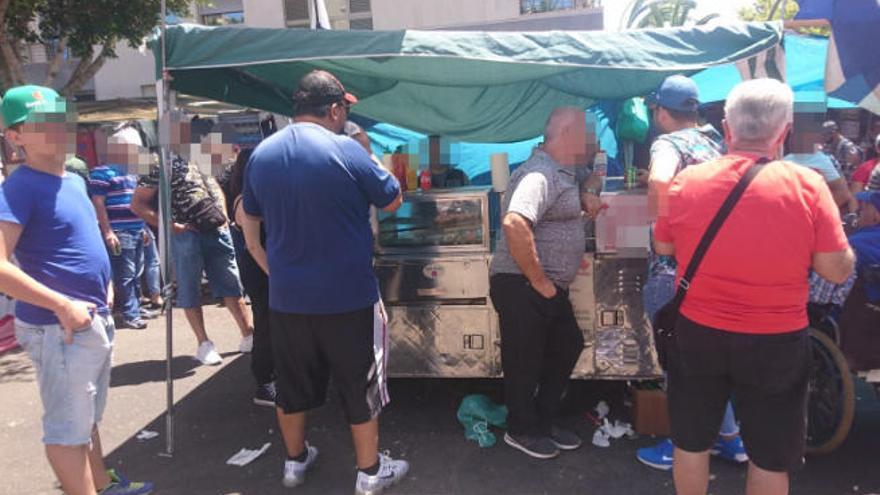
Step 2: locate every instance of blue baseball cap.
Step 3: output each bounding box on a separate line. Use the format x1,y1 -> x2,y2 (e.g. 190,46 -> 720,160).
646,75 -> 700,112
856,190 -> 880,211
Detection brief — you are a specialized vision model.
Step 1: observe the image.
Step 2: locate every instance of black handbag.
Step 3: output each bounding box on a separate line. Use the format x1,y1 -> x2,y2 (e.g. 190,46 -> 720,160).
652,158 -> 769,370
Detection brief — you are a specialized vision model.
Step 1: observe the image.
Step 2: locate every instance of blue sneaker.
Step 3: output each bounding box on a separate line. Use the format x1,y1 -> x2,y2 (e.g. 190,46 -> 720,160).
636,438 -> 674,471
101,469 -> 153,494
711,435 -> 749,464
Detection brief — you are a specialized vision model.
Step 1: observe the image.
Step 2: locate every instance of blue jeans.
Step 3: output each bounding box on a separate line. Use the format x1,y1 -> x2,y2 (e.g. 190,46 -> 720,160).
141,228 -> 161,298
171,227 -> 243,308
15,315 -> 114,445
110,229 -> 144,322
644,272 -> 740,437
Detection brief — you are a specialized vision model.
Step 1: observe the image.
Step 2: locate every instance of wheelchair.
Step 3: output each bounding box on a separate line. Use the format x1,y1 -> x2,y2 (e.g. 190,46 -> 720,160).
806,265 -> 880,455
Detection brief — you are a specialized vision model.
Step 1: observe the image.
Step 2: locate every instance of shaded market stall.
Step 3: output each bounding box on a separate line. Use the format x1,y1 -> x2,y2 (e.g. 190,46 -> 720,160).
149,20 -> 785,452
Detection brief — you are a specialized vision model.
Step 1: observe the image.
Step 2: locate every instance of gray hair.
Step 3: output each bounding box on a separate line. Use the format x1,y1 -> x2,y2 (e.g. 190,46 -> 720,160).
724,78 -> 793,147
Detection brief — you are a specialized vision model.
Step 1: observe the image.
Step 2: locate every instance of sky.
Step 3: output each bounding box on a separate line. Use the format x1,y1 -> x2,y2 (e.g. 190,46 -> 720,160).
603,0 -> 758,31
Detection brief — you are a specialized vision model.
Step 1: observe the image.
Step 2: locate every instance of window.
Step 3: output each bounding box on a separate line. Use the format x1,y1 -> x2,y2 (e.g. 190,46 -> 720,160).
520,0 -> 601,15
203,11 -> 245,26
285,0 -> 373,30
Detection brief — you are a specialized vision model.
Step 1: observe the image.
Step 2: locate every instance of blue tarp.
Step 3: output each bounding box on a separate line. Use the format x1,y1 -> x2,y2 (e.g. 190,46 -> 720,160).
692,33 -> 855,109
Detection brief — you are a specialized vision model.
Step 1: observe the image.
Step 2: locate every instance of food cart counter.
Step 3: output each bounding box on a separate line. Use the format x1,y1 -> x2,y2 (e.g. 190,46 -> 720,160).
374,182 -> 662,380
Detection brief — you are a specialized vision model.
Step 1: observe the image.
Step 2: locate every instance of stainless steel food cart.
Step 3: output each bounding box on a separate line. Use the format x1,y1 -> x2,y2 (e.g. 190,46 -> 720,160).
374,182 -> 662,380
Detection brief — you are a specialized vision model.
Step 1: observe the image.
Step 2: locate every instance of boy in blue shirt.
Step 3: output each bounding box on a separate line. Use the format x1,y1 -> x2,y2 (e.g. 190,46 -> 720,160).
0,86 -> 151,495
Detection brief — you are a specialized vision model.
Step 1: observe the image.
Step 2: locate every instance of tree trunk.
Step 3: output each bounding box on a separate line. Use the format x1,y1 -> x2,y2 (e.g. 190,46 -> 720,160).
0,0 -> 24,88
60,44 -> 110,97
44,37 -> 68,87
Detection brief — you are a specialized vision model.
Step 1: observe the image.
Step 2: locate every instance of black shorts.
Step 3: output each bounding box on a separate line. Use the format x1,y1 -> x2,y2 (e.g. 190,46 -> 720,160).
667,316 -> 810,472
270,305 -> 387,424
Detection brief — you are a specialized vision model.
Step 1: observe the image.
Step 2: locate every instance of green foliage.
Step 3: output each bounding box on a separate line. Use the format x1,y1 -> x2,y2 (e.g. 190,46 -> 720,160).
622,0 -> 718,29
738,0 -> 830,36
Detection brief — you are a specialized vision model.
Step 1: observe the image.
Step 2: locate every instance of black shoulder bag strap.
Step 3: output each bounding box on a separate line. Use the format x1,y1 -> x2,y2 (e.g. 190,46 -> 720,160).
667,157 -> 770,310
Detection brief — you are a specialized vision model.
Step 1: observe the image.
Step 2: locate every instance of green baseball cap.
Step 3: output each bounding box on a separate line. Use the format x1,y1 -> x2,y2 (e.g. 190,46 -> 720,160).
1,85 -> 68,128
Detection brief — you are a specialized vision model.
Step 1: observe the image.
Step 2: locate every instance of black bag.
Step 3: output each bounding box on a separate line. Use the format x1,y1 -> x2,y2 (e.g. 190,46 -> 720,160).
189,196 -> 227,233
652,158 -> 769,369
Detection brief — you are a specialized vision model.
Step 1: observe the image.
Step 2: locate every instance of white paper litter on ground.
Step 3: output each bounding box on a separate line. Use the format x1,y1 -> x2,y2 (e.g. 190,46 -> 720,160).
594,401 -> 610,419
592,428 -> 611,448
136,430 -> 159,441
602,419 -> 634,440
226,442 -> 271,467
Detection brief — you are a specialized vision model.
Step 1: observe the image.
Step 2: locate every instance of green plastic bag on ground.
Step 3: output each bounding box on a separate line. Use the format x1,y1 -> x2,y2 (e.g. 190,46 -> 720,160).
616,97 -> 650,144
456,394 -> 508,448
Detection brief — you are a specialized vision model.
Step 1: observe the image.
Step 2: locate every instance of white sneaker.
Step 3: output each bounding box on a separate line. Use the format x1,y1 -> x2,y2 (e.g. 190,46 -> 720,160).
195,341 -> 222,366
239,334 -> 254,353
282,443 -> 319,488
355,453 -> 409,495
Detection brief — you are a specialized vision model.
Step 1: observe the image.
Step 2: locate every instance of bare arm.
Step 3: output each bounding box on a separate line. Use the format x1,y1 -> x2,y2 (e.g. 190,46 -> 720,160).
382,193 -> 403,213
653,239 -> 675,256
237,204 -> 270,275
502,212 -> 557,298
91,195 -> 119,253
827,178 -> 856,214
812,249 -> 855,284
579,172 -> 604,218
131,186 -> 160,228
0,222 -> 95,339
647,146 -> 681,219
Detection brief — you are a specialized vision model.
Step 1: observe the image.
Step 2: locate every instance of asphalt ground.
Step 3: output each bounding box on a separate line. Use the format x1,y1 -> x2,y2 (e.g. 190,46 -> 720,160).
2,303 -> 879,495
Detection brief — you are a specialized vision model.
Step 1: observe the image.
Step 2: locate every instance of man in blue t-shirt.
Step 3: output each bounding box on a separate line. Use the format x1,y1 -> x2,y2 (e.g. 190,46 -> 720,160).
242,70 -> 408,494
90,133 -> 156,329
0,86 -> 152,494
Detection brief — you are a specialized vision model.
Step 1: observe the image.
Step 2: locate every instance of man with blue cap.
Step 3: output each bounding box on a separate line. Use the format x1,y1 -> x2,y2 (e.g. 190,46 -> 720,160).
636,75 -> 748,471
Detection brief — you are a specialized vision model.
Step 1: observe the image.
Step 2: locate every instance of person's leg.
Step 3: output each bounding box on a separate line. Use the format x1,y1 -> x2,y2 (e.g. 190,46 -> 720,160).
172,230 -> 207,343
673,448 -> 712,495
143,228 -> 162,304
111,230 -> 142,323
183,306 -> 209,343
351,418 -> 380,470
719,401 -> 740,438
250,283 -> 274,385
224,296 -> 253,337
202,228 -> 252,336
745,462 -> 789,495
87,427 -> 112,491
276,409 -> 308,457
46,445 -> 95,495
489,275 -> 551,437
535,293 -> 584,431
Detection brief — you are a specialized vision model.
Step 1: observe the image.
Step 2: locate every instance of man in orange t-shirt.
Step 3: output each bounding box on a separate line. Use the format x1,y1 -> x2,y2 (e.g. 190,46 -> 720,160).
654,79 -> 854,495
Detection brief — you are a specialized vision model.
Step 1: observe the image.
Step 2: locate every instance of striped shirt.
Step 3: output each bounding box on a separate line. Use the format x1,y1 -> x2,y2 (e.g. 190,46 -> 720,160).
88,165 -> 144,232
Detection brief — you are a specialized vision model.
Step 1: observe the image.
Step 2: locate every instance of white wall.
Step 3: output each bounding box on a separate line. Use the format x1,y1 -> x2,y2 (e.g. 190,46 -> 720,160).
242,0 -> 286,28
94,42 -> 155,100
371,0 -> 519,30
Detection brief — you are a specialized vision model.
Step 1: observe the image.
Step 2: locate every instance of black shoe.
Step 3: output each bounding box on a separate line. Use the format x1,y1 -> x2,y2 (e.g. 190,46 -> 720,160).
253,381 -> 276,407
503,432 -> 559,459
122,318 -> 147,330
550,425 -> 582,450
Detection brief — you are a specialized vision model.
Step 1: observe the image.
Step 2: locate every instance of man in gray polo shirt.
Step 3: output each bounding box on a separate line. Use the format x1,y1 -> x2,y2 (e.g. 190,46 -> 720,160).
490,107 -> 588,459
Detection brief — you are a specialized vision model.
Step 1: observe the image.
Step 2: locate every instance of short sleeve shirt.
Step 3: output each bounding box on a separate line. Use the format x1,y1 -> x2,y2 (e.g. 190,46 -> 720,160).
648,125 -> 725,278
852,159 -> 878,186
138,155 -> 223,224
243,123 -> 400,314
89,165 -> 144,231
490,150 -> 585,287
0,166 -> 111,325
654,154 -> 849,334
783,153 -> 842,183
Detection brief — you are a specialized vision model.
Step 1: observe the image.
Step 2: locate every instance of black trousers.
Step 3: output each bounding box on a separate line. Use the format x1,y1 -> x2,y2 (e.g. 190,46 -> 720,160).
231,228 -> 275,386
490,274 -> 584,436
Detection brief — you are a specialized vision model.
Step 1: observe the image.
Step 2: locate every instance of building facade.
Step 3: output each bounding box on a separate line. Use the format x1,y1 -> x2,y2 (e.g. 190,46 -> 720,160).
91,0 -> 603,100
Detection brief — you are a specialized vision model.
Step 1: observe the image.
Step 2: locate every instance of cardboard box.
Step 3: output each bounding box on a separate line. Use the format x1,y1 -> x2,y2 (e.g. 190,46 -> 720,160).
631,389 -> 670,437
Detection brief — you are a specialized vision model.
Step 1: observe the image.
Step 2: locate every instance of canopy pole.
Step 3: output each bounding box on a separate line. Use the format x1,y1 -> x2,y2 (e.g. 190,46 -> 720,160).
158,0 -> 175,458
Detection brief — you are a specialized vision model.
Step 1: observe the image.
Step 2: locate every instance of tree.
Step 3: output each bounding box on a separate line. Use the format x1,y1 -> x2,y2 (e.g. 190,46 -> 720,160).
0,0 -> 194,96
621,0 -> 720,30
738,0 -> 830,36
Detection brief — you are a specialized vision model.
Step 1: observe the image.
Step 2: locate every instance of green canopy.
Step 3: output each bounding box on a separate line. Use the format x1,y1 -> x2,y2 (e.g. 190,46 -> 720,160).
154,22 -> 782,142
